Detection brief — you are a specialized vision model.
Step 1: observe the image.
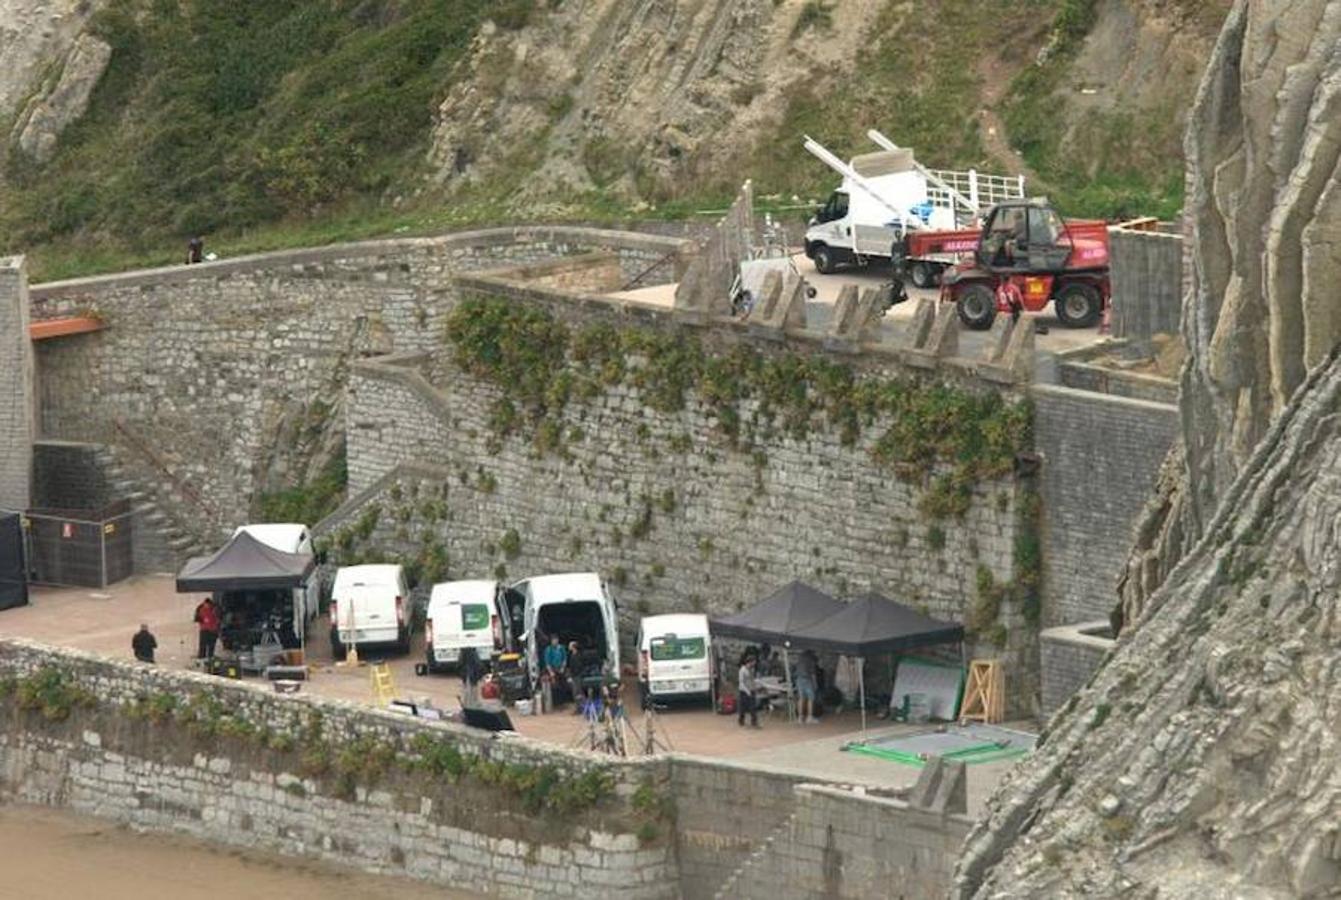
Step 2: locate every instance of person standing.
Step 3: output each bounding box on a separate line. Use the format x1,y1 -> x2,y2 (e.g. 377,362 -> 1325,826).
194,596 -> 220,660
737,654 -> 759,729
460,646 -> 482,707
131,623 -> 157,663
796,649 -> 819,725
185,236 -> 204,265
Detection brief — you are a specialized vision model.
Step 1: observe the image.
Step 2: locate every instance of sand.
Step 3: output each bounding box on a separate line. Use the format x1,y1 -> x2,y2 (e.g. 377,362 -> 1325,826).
0,803 -> 475,899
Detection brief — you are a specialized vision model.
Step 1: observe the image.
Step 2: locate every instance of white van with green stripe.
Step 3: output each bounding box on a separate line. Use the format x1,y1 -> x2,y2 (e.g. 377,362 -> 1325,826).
425,579 -> 504,673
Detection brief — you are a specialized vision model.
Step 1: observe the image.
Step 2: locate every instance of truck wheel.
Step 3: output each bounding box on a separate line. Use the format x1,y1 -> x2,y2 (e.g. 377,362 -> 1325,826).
910,261 -> 935,289
330,630 -> 347,662
397,626 -> 412,655
1056,283 -> 1102,328
812,244 -> 837,275
956,283 -> 997,330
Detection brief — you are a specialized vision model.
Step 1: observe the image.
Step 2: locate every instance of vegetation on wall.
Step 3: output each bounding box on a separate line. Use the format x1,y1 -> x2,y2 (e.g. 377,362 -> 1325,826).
446,296 -> 1031,516
6,665 -> 624,821
257,445 -> 348,527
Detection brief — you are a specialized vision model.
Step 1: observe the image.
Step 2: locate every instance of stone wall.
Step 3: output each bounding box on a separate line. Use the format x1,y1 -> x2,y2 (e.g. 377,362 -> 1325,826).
740,784 -> 971,900
1109,225 -> 1184,347
1038,621 -> 1114,720
0,257 -> 35,512
0,639 -> 971,899
1055,345 -> 1179,405
1034,385 -> 1177,627
27,228 -> 692,547
331,271 -> 1037,707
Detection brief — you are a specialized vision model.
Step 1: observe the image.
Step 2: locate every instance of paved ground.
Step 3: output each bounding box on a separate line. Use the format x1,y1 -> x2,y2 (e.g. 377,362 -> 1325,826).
1,576 -> 1033,812
613,252 -> 1104,379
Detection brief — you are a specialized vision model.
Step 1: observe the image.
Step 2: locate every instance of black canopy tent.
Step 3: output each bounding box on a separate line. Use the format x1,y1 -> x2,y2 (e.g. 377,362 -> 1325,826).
711,580 -> 845,643
176,531 -> 316,654
788,592 -> 965,733
711,581 -> 845,723
176,530 -> 314,592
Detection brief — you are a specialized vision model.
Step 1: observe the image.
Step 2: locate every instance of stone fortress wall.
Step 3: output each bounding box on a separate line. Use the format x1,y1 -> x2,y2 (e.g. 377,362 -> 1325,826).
0,639 -> 969,899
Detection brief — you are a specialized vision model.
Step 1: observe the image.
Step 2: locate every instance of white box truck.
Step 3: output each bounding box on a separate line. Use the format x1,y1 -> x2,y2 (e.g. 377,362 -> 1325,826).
803,131 -> 1025,287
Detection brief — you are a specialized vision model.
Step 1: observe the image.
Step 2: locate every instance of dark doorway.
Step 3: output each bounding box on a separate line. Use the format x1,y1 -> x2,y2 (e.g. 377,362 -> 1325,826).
0,513 -> 28,610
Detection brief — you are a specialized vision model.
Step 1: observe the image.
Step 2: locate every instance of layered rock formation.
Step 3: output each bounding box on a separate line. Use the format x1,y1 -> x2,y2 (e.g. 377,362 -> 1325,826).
0,0 -> 108,159
1117,0 -> 1341,630
427,0 -> 886,200
960,1 -> 1341,895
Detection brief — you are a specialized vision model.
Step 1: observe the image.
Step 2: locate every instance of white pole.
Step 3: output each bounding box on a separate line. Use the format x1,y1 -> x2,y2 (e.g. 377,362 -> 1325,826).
969,170 -> 980,213
783,643 -> 794,723
859,657 -> 867,737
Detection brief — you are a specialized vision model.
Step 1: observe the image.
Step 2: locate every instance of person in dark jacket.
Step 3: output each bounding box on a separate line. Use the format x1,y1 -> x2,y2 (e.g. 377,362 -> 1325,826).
131,623 -> 157,663
460,646 -> 483,707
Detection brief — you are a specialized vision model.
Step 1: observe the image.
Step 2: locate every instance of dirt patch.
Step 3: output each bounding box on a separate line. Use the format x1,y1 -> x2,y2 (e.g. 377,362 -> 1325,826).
0,802 -> 471,900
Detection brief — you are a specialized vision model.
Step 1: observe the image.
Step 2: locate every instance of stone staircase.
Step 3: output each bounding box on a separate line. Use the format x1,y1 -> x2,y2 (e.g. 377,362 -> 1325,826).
91,444 -> 213,573
712,810 -> 799,900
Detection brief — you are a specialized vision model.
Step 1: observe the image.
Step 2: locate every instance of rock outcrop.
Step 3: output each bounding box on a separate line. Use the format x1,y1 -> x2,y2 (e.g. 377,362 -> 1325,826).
960,1 -> 1341,895
15,33 -> 111,163
0,0 -> 105,124
427,0 -> 886,201
1117,0 -> 1341,630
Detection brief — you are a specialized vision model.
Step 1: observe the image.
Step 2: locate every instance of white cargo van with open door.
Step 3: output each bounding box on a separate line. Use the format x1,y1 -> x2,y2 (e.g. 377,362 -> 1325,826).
330,564 -> 411,659
425,579 -> 506,673
638,613 -> 714,706
515,572 -> 620,692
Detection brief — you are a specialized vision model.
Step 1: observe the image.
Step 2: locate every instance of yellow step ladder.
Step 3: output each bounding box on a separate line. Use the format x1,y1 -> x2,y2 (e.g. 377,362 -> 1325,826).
371,663 -> 397,707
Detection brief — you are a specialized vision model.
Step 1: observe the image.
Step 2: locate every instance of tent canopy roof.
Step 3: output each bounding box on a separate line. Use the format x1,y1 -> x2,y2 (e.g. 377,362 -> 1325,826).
176,530 -> 314,593
710,580 -> 846,644
787,592 -> 963,656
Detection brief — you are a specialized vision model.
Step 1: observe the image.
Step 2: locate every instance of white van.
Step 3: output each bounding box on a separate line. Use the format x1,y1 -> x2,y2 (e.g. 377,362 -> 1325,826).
515,572 -> 620,691
330,564 -> 411,658
231,523 -> 318,646
425,579 -> 505,672
637,614 -> 714,704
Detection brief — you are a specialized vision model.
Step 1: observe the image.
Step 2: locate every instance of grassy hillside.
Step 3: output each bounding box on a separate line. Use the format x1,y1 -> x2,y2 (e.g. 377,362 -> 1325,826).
0,0 -> 1211,281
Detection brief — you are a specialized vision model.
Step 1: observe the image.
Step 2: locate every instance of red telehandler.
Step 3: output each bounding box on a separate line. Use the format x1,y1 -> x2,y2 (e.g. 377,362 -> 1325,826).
889,198 -> 1111,329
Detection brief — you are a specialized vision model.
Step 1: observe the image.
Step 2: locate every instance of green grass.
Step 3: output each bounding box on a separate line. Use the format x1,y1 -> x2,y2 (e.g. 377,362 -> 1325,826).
0,0 -> 1210,282
1,0 -> 516,274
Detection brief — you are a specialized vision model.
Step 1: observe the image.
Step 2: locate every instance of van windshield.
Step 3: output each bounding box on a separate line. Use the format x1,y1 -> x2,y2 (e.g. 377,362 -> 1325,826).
650,636 -> 705,661
461,603 -> 490,631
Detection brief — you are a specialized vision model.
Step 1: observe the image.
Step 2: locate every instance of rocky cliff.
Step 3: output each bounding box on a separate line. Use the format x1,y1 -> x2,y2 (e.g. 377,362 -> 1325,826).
1117,0 -> 1341,630
959,1 -> 1341,894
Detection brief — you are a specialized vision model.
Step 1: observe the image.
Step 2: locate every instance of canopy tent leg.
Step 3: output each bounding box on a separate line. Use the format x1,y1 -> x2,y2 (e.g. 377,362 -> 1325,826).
859,656 -> 867,737
783,644 -> 795,723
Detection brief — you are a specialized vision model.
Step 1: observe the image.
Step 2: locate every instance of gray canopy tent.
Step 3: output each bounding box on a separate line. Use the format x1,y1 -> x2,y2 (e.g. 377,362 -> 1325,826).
788,592 -> 965,733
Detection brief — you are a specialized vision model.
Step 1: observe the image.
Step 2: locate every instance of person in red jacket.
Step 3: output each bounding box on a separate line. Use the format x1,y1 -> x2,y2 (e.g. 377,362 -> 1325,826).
193,597 -> 220,660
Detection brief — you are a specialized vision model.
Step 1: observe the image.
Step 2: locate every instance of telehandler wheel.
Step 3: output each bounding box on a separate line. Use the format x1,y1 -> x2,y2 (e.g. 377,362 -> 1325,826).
1056,283 -> 1102,328
956,283 -> 997,330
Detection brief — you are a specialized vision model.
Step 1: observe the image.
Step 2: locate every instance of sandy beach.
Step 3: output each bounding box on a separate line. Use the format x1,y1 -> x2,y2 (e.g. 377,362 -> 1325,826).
0,803 -> 475,899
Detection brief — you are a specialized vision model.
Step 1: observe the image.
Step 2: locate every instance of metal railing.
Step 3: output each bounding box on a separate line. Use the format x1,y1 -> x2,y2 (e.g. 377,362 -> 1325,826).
926,168 -> 1027,214
17,502 -> 136,588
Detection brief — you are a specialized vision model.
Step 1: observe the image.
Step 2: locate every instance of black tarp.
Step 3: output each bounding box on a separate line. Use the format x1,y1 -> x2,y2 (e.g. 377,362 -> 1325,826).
710,580 -> 846,643
787,592 -> 963,656
176,530 -> 314,593
0,513 -> 27,610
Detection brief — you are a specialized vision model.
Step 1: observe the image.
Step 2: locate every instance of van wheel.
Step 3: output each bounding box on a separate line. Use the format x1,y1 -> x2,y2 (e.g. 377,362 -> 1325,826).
396,626 -> 411,655
330,630 -> 346,662
910,261 -> 935,289
812,244 -> 837,275
956,283 -> 998,330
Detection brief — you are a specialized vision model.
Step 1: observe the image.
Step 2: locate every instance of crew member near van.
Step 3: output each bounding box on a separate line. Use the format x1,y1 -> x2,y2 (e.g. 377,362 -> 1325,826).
194,596 -> 221,660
